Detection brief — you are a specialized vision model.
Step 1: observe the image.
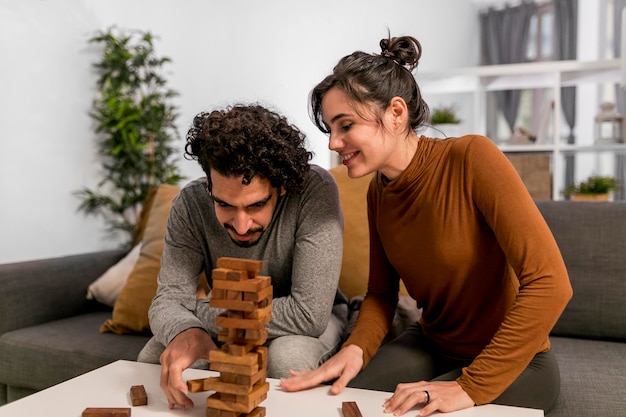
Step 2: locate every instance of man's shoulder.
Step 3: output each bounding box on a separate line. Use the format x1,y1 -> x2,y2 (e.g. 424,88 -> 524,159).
172,177 -> 208,207
306,164 -> 338,188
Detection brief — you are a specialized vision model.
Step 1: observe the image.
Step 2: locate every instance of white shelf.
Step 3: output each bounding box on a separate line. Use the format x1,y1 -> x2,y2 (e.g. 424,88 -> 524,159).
417,59 -> 624,200
418,59 -> 621,92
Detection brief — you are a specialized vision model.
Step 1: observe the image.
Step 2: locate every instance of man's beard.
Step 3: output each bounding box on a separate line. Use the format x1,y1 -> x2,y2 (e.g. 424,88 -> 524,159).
224,224 -> 264,248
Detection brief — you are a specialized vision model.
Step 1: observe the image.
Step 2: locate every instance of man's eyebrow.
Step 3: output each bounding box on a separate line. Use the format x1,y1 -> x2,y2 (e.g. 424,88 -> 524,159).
212,194 -> 272,208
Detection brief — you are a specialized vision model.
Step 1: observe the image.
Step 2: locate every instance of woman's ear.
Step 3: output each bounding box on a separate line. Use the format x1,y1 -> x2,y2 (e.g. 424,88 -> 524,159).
388,97 -> 409,130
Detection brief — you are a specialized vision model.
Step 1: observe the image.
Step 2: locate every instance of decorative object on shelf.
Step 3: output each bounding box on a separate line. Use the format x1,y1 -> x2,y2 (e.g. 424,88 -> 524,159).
428,105 -> 461,139
430,105 -> 461,125
510,126 -> 536,145
75,27 -> 184,247
565,175 -> 618,201
594,102 -> 624,144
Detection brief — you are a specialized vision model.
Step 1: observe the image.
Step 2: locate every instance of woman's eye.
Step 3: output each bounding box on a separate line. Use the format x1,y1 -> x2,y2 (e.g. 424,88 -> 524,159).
341,123 -> 352,131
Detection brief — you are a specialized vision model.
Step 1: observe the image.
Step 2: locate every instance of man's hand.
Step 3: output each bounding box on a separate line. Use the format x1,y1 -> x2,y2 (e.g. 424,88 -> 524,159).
383,380 -> 475,416
279,344 -> 364,394
159,328 -> 217,409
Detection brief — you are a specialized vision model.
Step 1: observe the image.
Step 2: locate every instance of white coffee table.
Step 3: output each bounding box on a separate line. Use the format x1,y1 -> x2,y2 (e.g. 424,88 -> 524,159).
0,360 -> 542,416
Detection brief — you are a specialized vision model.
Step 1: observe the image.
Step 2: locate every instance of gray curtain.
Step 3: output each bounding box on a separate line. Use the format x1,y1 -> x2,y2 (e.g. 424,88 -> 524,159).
614,0 -> 626,200
480,2 -> 535,133
614,0 -> 626,115
554,0 -> 578,191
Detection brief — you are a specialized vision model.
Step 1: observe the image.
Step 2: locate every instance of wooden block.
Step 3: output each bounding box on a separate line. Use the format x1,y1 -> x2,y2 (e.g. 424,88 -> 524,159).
227,343 -> 253,356
187,377 -> 210,393
244,304 -> 271,322
237,368 -> 266,387
212,268 -> 230,281
235,381 -> 269,406
217,369 -> 266,387
216,257 -> 263,275
81,408 -> 131,417
254,346 -> 268,360
212,288 -> 225,299
226,290 -> 242,301
210,360 -> 259,376
218,328 -> 267,345
209,349 -> 259,366
244,328 -> 267,340
204,376 -> 252,395
254,346 -> 268,369
241,407 -> 266,417
129,384 -> 147,406
242,285 -> 272,302
206,409 -> 239,417
342,401 -> 363,417
227,310 -> 244,319
206,382 -> 269,413
210,297 -> 258,311
216,314 -> 266,330
212,276 -> 270,293
226,269 -> 248,281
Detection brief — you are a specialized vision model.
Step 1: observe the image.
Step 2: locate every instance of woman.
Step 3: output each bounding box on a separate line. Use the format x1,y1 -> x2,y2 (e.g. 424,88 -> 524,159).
280,35 -> 572,416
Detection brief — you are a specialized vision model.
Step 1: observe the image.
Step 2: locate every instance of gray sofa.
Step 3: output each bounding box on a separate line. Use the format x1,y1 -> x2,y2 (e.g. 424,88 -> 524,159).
1,201 -> 626,416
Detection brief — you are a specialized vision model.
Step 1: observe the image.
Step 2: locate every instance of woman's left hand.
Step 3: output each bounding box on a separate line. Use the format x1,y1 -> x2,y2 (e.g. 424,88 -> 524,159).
383,380 -> 474,416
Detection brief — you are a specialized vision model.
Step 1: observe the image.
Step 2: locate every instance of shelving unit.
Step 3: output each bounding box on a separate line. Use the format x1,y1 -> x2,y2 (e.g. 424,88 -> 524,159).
417,59 -> 626,200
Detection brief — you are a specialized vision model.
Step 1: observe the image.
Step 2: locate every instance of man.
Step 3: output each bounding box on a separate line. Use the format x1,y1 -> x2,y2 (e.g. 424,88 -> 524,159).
137,104 -> 347,409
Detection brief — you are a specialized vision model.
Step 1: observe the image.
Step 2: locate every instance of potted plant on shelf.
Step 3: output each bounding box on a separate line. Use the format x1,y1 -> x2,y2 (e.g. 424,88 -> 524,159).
565,175 -> 618,201
75,26 -> 184,247
428,105 -> 461,139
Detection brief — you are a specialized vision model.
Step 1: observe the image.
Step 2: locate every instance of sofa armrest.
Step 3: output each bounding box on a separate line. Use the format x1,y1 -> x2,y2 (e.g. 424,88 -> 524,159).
0,249 -> 126,335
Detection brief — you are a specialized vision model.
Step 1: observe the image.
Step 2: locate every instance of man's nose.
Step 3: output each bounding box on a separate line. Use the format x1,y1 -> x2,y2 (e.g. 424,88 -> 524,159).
232,210 -> 253,234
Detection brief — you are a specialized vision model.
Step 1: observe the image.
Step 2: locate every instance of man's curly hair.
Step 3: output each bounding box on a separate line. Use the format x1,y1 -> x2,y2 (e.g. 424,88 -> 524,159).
184,104 -> 313,194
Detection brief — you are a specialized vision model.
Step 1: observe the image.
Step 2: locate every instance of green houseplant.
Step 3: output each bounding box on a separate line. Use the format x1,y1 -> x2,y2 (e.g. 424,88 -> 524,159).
76,27 -> 184,246
566,175 -> 618,201
430,105 -> 461,125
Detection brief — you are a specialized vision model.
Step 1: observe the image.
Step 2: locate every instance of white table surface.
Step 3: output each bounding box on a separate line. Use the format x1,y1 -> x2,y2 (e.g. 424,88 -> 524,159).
0,360 -> 542,417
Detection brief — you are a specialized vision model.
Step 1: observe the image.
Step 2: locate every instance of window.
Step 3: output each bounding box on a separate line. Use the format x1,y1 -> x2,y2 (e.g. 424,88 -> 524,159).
486,2 -> 557,143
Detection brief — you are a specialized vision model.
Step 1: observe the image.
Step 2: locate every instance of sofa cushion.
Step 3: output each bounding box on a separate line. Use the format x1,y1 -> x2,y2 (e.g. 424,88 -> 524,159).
100,184 -> 180,335
86,243 -> 142,307
330,166 -> 374,298
0,312 -> 150,391
330,165 -> 408,298
537,201 -> 626,341
548,336 -> 626,416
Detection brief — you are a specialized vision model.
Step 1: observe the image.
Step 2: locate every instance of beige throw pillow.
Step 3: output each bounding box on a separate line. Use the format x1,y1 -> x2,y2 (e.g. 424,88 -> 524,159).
86,243 -> 142,307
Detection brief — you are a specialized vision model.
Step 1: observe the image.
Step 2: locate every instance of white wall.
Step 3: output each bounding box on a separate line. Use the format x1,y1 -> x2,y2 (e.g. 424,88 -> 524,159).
0,0 -> 481,263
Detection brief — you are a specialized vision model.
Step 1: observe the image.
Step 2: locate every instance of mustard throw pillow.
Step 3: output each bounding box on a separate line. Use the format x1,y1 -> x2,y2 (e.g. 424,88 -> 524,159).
330,166 -> 373,299
100,184 -> 180,334
330,165 -> 408,298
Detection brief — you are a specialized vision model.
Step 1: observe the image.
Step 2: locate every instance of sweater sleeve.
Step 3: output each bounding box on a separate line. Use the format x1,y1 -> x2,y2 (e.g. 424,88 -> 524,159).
148,193 -> 209,346
456,136 -> 572,404
342,176 -> 399,366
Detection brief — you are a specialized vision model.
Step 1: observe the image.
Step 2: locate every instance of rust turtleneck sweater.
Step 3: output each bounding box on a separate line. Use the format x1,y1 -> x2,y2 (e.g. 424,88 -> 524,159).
343,135 -> 572,405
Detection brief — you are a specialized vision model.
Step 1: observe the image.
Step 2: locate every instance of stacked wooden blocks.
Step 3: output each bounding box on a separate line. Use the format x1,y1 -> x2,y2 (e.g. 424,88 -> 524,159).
188,257 -> 273,417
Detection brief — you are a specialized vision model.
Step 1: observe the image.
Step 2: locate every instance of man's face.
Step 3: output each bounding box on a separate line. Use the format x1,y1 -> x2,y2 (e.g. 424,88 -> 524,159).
209,170 -> 283,247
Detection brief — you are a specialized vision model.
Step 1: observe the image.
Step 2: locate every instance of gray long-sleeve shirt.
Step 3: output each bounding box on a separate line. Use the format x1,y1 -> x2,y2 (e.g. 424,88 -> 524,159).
149,165 -> 344,346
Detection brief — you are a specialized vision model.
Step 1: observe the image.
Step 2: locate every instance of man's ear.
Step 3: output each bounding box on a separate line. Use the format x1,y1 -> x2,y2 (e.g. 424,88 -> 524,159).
205,175 -> 213,196
279,187 -> 286,197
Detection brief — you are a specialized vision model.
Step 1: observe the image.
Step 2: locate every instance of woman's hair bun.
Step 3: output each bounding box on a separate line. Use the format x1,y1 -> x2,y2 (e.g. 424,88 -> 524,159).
379,35 -> 422,71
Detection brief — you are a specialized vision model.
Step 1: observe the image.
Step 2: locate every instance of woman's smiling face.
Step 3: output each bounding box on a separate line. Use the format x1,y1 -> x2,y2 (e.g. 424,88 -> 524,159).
321,87 -> 399,179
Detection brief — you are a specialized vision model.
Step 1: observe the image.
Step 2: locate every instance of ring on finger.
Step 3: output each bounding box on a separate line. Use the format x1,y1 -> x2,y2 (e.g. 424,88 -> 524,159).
424,390 -> 430,403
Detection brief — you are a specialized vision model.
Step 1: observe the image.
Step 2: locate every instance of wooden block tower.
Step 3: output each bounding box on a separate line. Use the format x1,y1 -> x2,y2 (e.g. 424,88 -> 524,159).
187,257 -> 272,417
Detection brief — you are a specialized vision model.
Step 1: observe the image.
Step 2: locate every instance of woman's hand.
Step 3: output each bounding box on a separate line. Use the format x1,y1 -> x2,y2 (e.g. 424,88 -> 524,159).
279,344 -> 364,394
383,380 -> 474,416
